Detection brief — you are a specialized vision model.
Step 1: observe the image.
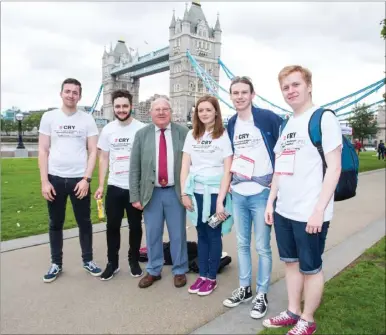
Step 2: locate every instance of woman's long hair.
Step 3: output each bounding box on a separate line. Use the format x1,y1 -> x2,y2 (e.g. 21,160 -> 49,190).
192,95 -> 225,140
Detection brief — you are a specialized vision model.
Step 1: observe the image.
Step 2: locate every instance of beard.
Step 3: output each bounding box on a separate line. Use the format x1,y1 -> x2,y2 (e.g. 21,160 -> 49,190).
115,110 -> 131,121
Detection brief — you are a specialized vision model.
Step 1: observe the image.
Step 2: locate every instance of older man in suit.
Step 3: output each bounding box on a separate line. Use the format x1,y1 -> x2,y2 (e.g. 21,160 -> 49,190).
129,97 -> 189,289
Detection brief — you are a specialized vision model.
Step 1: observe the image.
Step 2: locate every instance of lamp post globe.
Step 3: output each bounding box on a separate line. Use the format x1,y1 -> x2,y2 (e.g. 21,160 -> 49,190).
15,113 -> 24,122
15,112 -> 26,149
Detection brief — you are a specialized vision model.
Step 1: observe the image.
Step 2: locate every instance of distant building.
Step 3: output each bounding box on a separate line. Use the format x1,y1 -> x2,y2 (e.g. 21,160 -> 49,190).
0,107 -> 30,121
135,94 -> 169,123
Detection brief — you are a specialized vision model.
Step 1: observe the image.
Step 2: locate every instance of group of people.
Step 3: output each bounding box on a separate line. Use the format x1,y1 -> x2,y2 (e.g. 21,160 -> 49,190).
38,64 -> 343,335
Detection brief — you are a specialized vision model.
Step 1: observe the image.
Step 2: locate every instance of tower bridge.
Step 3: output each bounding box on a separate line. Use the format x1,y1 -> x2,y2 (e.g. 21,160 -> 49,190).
98,2 -> 385,127
102,1 -> 222,123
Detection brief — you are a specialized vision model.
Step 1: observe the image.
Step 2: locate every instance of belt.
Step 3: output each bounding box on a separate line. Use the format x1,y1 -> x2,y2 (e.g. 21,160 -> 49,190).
156,185 -> 174,189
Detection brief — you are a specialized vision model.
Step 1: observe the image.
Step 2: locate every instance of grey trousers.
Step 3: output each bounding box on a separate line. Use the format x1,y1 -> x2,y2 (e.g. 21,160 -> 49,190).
143,187 -> 188,276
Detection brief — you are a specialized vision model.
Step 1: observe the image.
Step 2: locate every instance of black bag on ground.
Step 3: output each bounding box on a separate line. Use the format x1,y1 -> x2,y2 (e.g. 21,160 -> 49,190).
188,255 -> 232,274
139,241 -> 198,264
139,241 -> 231,274
164,241 -> 198,265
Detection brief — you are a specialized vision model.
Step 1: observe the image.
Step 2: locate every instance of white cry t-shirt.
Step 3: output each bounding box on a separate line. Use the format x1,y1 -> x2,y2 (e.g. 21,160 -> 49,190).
39,109 -> 99,178
274,106 -> 342,222
183,130 -> 233,194
231,117 -> 273,196
97,119 -> 145,190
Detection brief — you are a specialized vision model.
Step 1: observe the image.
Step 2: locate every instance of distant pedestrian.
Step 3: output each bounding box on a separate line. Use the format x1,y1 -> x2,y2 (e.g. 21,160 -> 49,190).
354,140 -> 362,155
38,78 -> 102,283
377,140 -> 385,160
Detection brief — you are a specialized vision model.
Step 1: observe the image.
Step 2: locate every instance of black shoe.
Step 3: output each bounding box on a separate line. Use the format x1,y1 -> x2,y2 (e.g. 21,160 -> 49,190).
129,261 -> 143,278
100,263 -> 120,281
250,292 -> 268,319
223,286 -> 253,307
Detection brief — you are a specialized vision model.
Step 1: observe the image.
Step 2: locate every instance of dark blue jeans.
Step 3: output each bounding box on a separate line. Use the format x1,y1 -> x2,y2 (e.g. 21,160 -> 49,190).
194,193 -> 222,280
47,174 -> 93,266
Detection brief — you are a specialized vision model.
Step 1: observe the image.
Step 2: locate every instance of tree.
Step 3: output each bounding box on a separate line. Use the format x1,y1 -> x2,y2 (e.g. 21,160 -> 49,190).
0,119 -> 17,135
348,104 -> 378,145
23,112 -> 44,133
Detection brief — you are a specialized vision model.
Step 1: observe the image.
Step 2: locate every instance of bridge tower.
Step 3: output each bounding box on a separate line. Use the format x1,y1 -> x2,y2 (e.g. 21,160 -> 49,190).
102,40 -> 140,121
169,1 -> 222,122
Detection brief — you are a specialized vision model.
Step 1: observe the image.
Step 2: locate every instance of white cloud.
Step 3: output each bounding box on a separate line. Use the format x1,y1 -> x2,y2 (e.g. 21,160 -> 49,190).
1,1 -> 384,115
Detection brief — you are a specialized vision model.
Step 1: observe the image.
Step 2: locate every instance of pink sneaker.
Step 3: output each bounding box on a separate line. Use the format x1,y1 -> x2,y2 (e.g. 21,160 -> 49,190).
263,310 -> 299,328
287,319 -> 317,335
197,279 -> 217,296
188,277 -> 206,294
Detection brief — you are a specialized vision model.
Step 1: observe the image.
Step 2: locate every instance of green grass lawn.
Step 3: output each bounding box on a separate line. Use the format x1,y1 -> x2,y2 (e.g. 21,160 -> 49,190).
1,158 -> 106,241
1,151 -> 384,241
358,150 -> 386,172
259,237 -> 386,335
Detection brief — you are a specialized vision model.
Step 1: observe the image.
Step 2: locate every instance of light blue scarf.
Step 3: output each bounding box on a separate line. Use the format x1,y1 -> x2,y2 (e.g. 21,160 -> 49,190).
183,173 -> 234,235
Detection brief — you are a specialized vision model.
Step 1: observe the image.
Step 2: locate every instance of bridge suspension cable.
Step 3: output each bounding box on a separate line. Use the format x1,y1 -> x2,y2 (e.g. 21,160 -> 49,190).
187,51 -> 291,117
322,78 -> 385,115
217,58 -> 291,116
89,84 -> 104,114
186,50 -> 236,111
217,57 -> 385,118
337,99 -> 385,120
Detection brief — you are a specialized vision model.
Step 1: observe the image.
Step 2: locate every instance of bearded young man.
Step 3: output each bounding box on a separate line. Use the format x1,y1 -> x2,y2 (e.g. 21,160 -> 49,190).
95,89 -> 145,280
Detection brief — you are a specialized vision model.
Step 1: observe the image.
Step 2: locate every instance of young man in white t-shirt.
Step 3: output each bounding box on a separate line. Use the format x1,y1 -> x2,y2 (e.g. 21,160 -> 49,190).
38,78 -> 102,283
222,77 -> 282,319
95,90 -> 145,280
262,66 -> 342,335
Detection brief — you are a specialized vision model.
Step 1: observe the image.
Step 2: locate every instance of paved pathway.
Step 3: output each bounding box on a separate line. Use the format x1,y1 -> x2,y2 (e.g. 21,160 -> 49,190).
1,169 -> 385,334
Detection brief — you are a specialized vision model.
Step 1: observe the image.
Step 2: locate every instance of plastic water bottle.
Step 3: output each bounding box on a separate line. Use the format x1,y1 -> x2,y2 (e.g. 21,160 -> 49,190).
96,198 -> 105,221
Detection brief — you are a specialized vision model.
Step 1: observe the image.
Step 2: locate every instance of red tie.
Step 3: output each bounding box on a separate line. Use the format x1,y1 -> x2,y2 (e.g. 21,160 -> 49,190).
158,129 -> 168,187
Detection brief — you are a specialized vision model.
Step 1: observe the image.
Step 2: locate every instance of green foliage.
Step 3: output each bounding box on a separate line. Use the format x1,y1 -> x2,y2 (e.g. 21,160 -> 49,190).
381,19 -> 386,40
348,104 -> 378,145
23,112 -> 44,132
1,119 -> 17,135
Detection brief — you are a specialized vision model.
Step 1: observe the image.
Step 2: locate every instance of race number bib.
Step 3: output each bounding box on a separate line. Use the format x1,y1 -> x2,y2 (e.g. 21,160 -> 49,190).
113,156 -> 129,175
275,150 -> 296,175
230,155 -> 255,179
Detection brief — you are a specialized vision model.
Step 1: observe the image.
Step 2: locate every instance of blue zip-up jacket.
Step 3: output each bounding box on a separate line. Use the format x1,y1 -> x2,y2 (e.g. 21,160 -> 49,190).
227,106 -> 283,169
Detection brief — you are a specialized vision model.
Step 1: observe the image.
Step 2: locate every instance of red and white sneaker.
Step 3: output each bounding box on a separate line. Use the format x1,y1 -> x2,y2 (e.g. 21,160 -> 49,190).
263,310 -> 299,328
287,319 -> 317,335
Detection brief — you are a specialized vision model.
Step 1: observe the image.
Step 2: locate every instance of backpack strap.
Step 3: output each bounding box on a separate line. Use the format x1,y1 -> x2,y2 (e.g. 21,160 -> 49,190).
308,108 -> 336,176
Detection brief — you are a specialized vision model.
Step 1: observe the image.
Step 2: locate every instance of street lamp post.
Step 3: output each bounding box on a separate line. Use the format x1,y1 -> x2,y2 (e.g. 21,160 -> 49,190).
15,113 -> 25,149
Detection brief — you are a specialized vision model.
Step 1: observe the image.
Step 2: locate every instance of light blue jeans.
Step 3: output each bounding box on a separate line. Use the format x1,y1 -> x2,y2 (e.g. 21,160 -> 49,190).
232,189 -> 272,293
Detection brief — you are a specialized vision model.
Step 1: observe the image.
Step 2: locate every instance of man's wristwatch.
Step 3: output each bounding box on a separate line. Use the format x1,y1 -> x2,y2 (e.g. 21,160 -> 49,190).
83,177 -> 92,183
